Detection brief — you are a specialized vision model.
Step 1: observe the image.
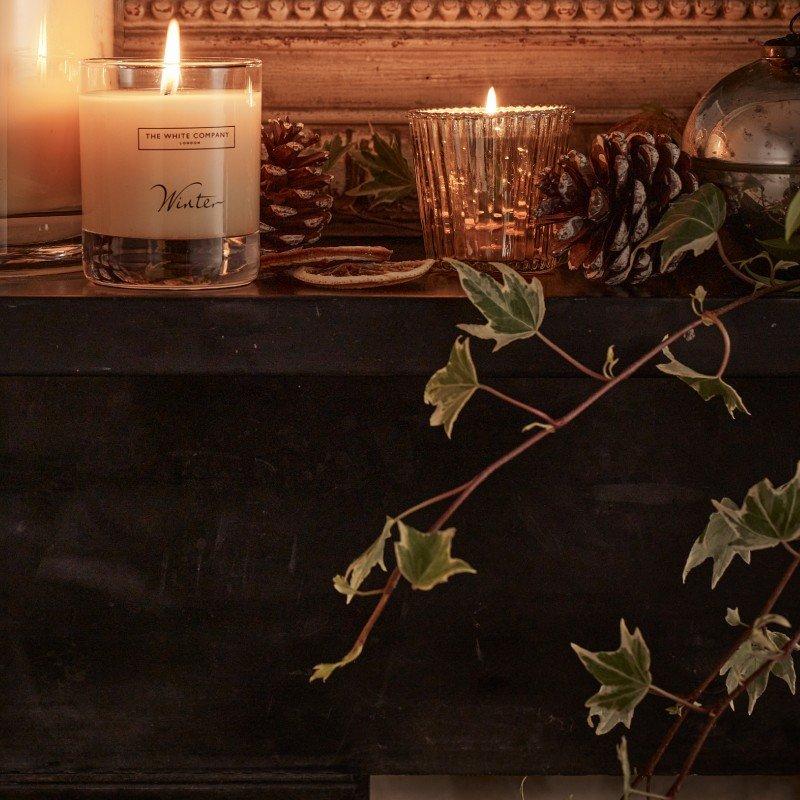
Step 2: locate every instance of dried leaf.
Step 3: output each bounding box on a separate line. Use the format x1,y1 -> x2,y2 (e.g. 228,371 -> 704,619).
637,184 -> 726,272
333,517 -> 394,603
572,620 -> 652,735
683,498 -> 750,588
450,260 -> 546,351
394,521 -> 476,591
424,337 -> 479,438
656,345 -> 749,418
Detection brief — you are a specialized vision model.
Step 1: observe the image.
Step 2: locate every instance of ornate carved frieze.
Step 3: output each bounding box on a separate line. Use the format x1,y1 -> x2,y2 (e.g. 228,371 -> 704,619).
121,0 -> 798,22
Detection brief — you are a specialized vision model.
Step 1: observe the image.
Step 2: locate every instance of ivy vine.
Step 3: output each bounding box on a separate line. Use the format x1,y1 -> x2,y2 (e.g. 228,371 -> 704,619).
311,184 -> 800,798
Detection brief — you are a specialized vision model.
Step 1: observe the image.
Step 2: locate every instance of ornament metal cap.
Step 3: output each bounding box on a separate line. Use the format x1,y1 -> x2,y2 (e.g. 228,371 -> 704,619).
762,10 -> 800,63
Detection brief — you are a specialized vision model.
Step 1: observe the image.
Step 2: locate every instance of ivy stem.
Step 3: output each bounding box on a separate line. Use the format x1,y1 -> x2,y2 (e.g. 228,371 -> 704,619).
396,482 -> 472,521
716,239 -> 763,288
479,384 -> 556,425
535,331 -> 611,382
648,686 -> 708,715
665,624 -> 800,798
633,547 -> 800,791
782,542 -> 800,558
343,278 -> 800,681
703,314 -> 731,378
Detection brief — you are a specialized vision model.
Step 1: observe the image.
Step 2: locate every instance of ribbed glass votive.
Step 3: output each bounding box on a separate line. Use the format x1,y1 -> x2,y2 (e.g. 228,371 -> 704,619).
409,105 -> 574,271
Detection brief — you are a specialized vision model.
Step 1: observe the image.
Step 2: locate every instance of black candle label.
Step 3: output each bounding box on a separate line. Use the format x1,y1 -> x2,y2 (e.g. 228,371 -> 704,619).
138,126 -> 236,151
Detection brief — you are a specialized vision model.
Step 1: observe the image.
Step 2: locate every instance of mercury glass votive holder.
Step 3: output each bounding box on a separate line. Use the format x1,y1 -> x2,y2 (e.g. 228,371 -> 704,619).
409,105 -> 574,272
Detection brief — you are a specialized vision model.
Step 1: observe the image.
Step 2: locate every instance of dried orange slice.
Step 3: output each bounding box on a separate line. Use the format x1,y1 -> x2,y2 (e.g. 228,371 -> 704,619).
288,259 -> 435,289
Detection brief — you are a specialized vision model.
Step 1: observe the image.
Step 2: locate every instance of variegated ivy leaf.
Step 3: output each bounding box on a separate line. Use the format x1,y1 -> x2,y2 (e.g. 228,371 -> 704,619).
656,346 -> 749,418
786,188 -> 800,243
424,337 -> 478,438
725,607 -> 743,627
572,620 -> 652,735
683,498 -> 751,588
636,184 -> 726,272
333,517 -> 394,603
715,462 -> 800,552
448,260 -> 545,351
720,627 -> 796,714
310,642 -> 363,683
394,521 -> 475,591
690,286 -> 707,318
603,345 -> 619,379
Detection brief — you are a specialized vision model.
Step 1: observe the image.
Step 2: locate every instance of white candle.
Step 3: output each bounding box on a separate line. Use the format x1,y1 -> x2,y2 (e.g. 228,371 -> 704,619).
3,0 -> 113,243
79,22 -> 261,243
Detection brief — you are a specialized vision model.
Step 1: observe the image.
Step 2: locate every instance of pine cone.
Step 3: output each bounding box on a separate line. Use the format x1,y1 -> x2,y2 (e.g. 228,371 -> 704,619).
261,118 -> 334,251
536,131 -> 699,285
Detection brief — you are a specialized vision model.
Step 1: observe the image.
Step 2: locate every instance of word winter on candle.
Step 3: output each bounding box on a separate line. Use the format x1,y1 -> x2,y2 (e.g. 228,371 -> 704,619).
151,182 -> 225,213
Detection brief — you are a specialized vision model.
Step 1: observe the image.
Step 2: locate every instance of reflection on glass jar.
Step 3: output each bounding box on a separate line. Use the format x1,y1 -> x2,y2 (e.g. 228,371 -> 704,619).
2,0 -> 114,273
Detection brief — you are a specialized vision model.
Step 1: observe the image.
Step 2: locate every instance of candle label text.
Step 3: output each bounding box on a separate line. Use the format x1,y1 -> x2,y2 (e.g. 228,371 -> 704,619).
151,182 -> 224,213
138,126 -> 236,151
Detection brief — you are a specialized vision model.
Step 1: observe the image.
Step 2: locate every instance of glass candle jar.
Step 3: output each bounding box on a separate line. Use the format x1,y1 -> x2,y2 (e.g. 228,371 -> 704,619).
1,0 -> 114,275
79,56 -> 262,289
409,103 -> 574,272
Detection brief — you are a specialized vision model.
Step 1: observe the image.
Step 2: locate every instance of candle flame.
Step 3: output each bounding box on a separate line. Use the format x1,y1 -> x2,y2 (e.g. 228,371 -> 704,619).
160,19 -> 181,95
485,86 -> 497,115
36,18 -> 47,79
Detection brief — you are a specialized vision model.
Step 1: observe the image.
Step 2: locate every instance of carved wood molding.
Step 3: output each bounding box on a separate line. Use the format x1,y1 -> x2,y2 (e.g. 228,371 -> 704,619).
120,0 -> 797,24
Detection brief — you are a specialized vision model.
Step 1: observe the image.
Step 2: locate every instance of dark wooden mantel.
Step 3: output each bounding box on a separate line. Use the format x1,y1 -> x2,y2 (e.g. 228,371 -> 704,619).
1,254 -> 799,798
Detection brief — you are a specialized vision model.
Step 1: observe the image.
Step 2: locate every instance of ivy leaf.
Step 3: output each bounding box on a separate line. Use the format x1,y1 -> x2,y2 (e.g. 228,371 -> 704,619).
394,521 -> 476,591
690,286 -> 707,318
785,189 -> 800,242
720,628 -> 796,714
322,132 -> 352,174
683,498 -> 751,588
656,345 -> 749,418
424,337 -> 478,438
637,184 -> 726,272
758,236 -> 800,258
714,462 -> 800,552
521,421 -> 555,433
572,620 -> 652,735
450,260 -> 546,351
725,607 -> 743,627
310,642 -> 363,683
333,517 -> 394,603
346,130 -> 416,208
603,345 -> 619,379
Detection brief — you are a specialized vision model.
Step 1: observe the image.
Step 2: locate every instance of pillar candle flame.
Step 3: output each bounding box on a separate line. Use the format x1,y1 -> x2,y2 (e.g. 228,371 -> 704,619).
485,86 -> 497,115
160,19 -> 181,95
36,18 -> 47,80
